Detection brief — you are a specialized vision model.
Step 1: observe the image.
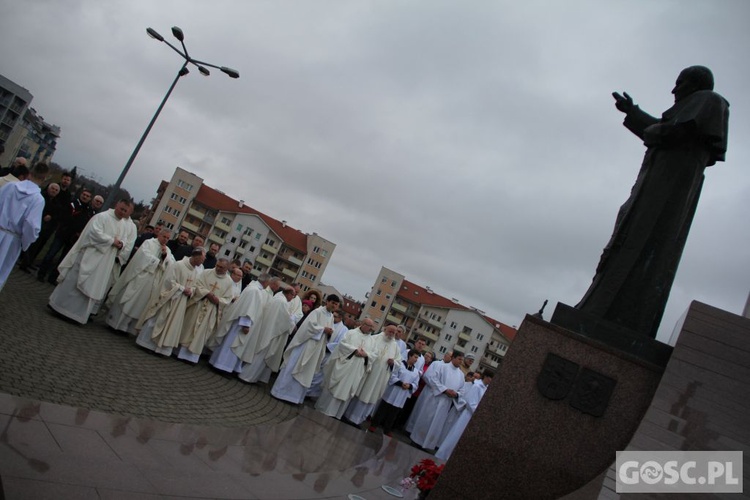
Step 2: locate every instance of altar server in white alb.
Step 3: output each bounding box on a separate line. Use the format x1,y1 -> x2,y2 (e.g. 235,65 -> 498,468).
409,350 -> 466,450
49,199 -> 137,324
368,349 -> 421,437
177,258 -> 234,364
210,274 -> 279,373
271,295 -> 341,404
236,286 -> 296,384
136,248 -> 204,355
0,162 -> 47,293
315,318 -> 378,418
106,230 -> 174,334
306,310 -> 350,398
343,324 -> 402,425
435,371 -> 492,460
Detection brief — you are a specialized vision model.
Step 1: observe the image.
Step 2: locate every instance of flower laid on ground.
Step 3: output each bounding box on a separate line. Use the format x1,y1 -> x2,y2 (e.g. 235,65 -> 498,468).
406,458 -> 444,493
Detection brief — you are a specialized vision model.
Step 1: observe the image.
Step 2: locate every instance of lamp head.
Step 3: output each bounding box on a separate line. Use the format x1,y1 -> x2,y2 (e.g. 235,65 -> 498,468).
220,66 -> 240,79
146,28 -> 164,42
198,66 -> 210,76
171,26 -> 185,41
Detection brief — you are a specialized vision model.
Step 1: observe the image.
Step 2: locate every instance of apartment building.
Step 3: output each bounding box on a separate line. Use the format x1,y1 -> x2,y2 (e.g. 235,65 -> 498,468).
149,167 -> 335,291
361,266 -> 516,372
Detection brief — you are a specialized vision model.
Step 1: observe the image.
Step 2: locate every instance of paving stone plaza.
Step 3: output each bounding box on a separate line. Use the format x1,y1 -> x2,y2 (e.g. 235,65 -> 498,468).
0,270 -> 431,499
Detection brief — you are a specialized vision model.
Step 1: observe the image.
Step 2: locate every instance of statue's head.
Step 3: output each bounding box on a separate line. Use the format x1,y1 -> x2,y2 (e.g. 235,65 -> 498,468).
673,66 -> 714,102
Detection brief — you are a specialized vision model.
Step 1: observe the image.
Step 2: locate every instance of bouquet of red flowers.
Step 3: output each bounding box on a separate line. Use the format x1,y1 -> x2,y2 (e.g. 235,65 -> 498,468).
405,458 -> 444,493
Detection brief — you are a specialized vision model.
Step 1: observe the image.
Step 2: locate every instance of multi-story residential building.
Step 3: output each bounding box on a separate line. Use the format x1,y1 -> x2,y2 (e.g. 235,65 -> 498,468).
0,74 -> 33,166
316,283 -> 364,328
361,266 -> 516,372
149,167 -> 335,291
0,75 -> 60,168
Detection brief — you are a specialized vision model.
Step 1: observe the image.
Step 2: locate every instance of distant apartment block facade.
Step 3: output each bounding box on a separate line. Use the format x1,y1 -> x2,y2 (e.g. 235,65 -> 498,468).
149,167 -> 335,291
361,266 -> 516,373
0,74 -> 59,167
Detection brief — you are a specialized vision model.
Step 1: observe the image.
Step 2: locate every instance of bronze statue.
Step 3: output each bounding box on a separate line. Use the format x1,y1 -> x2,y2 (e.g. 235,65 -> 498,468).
576,66 -> 729,338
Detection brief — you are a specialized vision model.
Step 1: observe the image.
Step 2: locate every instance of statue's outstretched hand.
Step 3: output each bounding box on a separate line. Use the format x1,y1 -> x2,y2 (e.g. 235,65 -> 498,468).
612,91 -> 634,113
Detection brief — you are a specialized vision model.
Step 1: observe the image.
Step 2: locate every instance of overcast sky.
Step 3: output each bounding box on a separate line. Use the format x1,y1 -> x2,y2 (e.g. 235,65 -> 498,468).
2,0 -> 748,342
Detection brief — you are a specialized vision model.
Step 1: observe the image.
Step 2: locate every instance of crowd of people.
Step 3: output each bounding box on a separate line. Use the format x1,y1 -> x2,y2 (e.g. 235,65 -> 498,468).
0,164 -> 493,459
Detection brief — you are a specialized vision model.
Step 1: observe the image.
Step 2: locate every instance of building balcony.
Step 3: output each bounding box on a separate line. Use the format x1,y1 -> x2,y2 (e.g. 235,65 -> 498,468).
188,208 -> 203,219
391,302 -> 406,314
256,255 -> 273,267
250,268 -> 261,278
386,313 -> 401,324
235,245 -> 246,255
459,331 -> 472,342
427,316 -> 445,329
208,233 -> 224,245
415,328 -> 438,343
261,243 -> 278,254
215,220 -> 231,232
282,268 -> 297,279
182,221 -> 199,233
288,255 -> 303,267
241,233 -> 253,243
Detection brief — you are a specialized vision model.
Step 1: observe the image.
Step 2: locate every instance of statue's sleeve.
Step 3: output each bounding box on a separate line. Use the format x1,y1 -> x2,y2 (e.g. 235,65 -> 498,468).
623,106 -> 659,140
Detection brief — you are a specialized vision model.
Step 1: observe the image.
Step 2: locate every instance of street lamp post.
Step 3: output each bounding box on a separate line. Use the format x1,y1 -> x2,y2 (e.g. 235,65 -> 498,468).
102,26 -> 239,210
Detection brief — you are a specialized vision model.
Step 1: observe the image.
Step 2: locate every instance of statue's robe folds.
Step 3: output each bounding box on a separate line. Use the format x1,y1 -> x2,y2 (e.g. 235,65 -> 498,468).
577,90 -> 729,338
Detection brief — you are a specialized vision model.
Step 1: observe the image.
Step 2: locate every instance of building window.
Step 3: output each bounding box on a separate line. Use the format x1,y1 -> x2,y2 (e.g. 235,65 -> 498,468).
477,333 -> 484,341
221,216 -> 232,225
230,237 -> 237,243
224,250 -> 231,256
380,305 -> 386,312
244,227 -> 253,236
255,233 -> 262,240
321,250 -> 328,257
265,238 -> 276,246
457,338 -> 467,348
386,294 -> 392,300
249,246 -> 256,252
381,277 -> 387,284
236,224 -> 243,231
169,193 -> 187,204
214,230 -> 227,239
462,326 -> 473,335
445,334 -> 452,341
371,301 -> 376,307
177,180 -> 193,191
450,321 -> 457,329
471,345 -> 478,353
439,345 -> 447,354
164,222 -> 174,230
391,280 -> 397,287
376,289 -> 382,296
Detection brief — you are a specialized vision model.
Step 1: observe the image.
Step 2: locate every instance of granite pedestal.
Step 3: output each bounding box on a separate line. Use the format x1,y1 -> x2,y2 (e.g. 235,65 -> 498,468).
431,312 -> 670,499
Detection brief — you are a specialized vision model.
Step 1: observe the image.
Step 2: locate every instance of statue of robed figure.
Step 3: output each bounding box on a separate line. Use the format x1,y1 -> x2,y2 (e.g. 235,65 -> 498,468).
576,66 -> 729,338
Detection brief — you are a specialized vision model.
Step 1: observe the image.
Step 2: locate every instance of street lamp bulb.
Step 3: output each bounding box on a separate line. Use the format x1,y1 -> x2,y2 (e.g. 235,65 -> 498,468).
171,26 -> 185,41
220,66 -> 240,79
146,28 -> 164,42
198,66 -> 211,76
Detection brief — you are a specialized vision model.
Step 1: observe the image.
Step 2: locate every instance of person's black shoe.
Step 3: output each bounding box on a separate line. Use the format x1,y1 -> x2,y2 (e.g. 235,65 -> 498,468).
37,274 -> 46,283
18,264 -> 30,273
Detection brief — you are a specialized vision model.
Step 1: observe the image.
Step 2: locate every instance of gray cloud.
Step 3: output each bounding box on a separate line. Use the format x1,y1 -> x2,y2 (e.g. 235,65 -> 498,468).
2,0 -> 748,339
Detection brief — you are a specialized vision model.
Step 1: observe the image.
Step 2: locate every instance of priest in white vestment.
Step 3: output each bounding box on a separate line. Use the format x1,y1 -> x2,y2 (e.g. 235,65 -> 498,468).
106,231 -> 174,334
270,295 -> 341,404
287,283 -> 303,324
49,200 -> 137,324
177,259 -> 234,363
315,319 -> 378,418
209,273 -> 278,372
0,162 -> 47,293
306,311 -> 349,398
236,287 -> 296,384
135,249 -> 205,355
405,352 -> 452,433
409,351 -> 466,450
368,349 -> 421,436
343,325 -> 402,425
435,372 -> 491,460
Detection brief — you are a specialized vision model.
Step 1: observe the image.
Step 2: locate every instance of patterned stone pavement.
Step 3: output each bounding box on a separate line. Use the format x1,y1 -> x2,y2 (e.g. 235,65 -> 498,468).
0,268 -> 299,427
